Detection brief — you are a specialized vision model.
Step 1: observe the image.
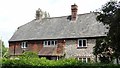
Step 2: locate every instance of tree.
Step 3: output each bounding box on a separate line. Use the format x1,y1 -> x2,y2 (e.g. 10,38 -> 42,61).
93,38 -> 113,63
1,42 -> 8,58
0,40 -> 2,58
95,0 -> 120,64
21,51 -> 38,58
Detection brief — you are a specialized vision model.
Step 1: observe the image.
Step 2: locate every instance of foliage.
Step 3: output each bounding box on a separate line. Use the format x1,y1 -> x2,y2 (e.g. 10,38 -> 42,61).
1,57 -> 120,68
94,0 -> 120,64
20,51 -> 38,59
93,38 -> 113,63
0,58 -> 2,68
1,41 -> 8,58
3,50 -> 9,58
2,42 -> 6,56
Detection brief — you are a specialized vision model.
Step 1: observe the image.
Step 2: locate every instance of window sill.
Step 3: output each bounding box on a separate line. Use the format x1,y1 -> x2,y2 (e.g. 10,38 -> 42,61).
43,45 -> 57,47
77,47 -> 87,49
21,47 -> 27,49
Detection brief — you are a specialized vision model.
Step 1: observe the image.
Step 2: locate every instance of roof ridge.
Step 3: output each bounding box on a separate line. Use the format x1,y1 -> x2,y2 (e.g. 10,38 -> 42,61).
43,12 -> 97,19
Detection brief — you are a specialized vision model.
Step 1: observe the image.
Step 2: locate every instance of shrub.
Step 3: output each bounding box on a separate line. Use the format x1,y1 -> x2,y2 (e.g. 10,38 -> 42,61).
1,57 -> 120,68
21,51 -> 38,59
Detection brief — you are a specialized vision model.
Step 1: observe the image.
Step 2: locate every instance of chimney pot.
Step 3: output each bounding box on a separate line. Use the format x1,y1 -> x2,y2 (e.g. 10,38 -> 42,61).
71,4 -> 78,21
36,8 -> 43,20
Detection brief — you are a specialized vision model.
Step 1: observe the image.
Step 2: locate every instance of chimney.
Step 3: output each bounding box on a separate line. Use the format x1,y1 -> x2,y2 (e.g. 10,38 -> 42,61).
36,8 -> 43,20
71,4 -> 78,21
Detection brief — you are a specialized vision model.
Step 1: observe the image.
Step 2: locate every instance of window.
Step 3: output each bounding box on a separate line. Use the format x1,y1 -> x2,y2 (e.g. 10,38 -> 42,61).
83,58 -> 87,63
78,58 -> 90,63
21,42 -> 27,48
43,40 -> 57,47
78,39 -> 87,47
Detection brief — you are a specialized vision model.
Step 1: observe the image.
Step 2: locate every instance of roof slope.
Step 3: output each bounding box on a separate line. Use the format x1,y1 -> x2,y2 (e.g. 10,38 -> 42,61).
9,12 -> 107,42
38,47 -> 63,56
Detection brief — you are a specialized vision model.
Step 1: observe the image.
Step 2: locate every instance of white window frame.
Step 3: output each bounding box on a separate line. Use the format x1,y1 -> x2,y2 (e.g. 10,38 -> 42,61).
21,42 -> 27,48
78,58 -> 89,63
43,40 -> 57,47
82,58 -> 88,63
78,39 -> 87,47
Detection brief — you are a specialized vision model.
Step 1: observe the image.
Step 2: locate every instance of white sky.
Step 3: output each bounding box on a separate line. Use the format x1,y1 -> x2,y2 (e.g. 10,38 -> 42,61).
0,0 -> 117,47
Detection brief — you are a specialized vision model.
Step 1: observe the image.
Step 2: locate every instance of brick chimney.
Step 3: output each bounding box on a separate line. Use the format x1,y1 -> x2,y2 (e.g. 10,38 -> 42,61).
36,8 -> 43,20
71,4 -> 78,21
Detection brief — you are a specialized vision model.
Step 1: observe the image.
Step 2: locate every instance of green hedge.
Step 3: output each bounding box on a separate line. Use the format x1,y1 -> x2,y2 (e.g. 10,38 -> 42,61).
1,58 -> 120,68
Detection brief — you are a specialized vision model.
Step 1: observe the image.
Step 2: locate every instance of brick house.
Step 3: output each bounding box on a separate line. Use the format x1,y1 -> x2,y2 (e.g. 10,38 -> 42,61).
9,4 -> 107,62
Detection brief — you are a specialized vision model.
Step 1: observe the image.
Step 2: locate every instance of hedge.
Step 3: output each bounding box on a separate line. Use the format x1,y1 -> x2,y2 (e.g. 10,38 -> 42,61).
1,58 -> 120,68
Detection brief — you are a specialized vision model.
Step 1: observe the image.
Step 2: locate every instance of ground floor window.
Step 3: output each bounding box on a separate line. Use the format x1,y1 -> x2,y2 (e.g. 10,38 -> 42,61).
39,56 -> 60,60
78,58 -> 90,63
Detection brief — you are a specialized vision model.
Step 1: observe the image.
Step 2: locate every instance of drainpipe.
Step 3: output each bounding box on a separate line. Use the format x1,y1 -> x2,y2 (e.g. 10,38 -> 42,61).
14,43 -> 15,58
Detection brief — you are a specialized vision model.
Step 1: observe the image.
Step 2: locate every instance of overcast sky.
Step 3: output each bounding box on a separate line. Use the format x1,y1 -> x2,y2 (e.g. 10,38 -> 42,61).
0,0 -> 117,47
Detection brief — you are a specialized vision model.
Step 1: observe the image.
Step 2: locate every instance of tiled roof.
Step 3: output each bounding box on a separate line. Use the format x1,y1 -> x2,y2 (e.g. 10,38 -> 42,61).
38,47 -> 64,56
9,12 -> 107,42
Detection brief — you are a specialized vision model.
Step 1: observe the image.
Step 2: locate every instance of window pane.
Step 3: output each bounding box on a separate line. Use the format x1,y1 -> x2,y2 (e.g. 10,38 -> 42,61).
83,58 -> 86,63
51,41 -> 54,45
23,43 -> 25,48
48,41 -> 50,45
79,40 -> 82,47
79,58 -> 82,61
83,40 -> 86,47
44,41 -> 47,45
87,58 -> 90,62
25,42 -> 27,48
55,41 -> 57,45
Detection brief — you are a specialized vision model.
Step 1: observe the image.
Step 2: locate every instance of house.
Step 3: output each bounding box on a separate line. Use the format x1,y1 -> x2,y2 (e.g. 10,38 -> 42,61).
9,4 -> 107,62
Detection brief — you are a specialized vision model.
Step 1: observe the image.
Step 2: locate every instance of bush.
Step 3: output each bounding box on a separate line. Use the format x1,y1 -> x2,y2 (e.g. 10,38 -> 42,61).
21,51 -> 38,58
1,57 -> 120,68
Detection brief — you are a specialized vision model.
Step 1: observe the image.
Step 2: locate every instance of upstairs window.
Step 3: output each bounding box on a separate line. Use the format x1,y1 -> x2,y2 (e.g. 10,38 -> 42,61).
43,40 -> 57,47
21,42 -> 27,48
78,39 -> 87,47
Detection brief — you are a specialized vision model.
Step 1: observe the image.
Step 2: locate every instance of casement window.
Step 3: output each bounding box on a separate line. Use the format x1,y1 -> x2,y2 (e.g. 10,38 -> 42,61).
78,39 -> 87,47
43,40 -> 57,46
21,42 -> 27,48
78,58 -> 90,63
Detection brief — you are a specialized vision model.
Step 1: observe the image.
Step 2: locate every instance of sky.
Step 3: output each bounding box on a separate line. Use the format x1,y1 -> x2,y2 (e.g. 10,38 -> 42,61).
0,0 -> 117,47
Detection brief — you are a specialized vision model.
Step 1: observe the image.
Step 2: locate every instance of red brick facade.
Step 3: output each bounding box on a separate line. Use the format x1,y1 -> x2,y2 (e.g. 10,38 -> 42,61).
28,41 -> 43,52
57,40 -> 65,54
9,40 -> 65,57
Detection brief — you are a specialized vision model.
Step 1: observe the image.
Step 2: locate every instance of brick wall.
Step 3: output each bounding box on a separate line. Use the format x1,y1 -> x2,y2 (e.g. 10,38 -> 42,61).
9,40 -> 65,57
9,42 -> 22,56
57,40 -> 65,55
9,41 -> 43,56
28,41 -> 43,52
